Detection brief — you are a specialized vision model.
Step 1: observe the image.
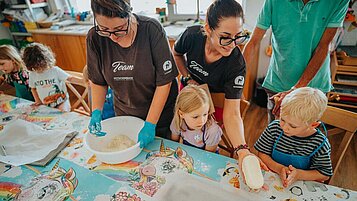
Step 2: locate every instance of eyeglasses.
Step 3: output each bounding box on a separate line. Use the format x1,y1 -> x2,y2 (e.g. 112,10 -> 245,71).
213,30 -> 249,46
94,16 -> 130,37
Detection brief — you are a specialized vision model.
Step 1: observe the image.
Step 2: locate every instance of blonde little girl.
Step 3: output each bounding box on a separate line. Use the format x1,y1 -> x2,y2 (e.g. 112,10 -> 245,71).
170,85 -> 223,152
22,43 -> 81,112
0,45 -> 34,101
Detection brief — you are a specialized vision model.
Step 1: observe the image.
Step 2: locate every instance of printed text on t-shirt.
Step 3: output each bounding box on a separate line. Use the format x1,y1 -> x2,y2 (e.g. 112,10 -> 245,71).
112,61 -> 134,72
189,61 -> 209,77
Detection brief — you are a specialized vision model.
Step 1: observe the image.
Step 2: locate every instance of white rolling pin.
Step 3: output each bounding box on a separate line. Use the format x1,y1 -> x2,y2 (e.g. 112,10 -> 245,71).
242,155 -> 264,189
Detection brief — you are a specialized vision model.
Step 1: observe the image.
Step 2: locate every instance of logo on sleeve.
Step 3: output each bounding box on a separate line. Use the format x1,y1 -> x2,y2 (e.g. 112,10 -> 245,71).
163,60 -> 172,74
234,76 -> 244,88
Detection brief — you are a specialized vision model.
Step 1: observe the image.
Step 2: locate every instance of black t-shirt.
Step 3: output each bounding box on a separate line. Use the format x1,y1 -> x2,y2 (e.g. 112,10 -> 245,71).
87,14 -> 178,127
174,25 -> 246,99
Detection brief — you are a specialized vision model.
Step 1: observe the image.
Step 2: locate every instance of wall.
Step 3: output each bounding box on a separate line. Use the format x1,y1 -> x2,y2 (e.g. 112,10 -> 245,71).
0,13 -> 11,40
243,0 -> 271,79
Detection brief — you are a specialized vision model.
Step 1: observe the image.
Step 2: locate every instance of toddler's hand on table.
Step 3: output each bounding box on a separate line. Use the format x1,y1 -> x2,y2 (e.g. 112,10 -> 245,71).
278,166 -> 290,187
137,121 -> 156,148
88,109 -> 106,137
31,102 -> 42,106
285,165 -> 299,187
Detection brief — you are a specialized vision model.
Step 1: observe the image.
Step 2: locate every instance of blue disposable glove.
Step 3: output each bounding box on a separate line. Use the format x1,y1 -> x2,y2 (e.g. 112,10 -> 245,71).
88,109 -> 106,137
137,121 -> 156,148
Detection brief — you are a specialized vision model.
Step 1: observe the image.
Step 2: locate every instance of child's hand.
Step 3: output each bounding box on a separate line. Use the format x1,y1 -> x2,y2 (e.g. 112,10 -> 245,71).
31,102 -> 42,106
284,165 -> 300,187
278,166 -> 290,186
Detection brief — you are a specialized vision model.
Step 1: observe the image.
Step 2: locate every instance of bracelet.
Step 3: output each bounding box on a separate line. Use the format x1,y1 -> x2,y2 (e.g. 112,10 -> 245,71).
181,74 -> 192,86
234,144 -> 250,155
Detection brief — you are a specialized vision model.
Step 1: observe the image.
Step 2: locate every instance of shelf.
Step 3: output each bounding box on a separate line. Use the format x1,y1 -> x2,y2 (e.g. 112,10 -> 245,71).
11,32 -> 32,36
328,102 -> 357,109
333,81 -> 357,87
10,2 -> 48,9
336,71 -> 357,76
328,91 -> 357,98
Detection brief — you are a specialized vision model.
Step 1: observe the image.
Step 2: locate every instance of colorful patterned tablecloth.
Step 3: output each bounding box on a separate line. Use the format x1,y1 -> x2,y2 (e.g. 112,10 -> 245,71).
0,94 -> 356,201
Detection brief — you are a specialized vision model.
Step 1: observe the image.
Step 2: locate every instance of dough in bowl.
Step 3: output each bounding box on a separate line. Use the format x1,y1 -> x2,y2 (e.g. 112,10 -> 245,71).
101,135 -> 135,152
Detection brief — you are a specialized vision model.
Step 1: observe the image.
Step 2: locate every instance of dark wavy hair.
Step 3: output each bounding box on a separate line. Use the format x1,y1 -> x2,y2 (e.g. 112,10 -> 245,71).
206,0 -> 244,30
22,43 -> 56,72
91,0 -> 131,18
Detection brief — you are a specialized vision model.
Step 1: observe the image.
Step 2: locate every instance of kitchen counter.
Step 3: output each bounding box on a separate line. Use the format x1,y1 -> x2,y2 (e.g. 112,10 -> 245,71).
29,24 -> 93,36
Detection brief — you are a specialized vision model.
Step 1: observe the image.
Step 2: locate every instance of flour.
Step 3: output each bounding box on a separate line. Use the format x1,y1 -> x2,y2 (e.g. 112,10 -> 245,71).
102,135 -> 135,152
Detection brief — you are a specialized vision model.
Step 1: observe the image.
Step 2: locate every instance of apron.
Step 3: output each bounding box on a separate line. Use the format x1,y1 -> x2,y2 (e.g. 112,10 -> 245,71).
272,123 -> 328,170
183,125 -> 206,150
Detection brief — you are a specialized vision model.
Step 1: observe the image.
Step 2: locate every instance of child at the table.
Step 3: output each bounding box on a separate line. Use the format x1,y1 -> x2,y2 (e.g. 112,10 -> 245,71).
22,43 -> 81,112
0,45 -> 34,101
170,85 -> 223,153
82,65 -> 115,119
254,87 -> 332,187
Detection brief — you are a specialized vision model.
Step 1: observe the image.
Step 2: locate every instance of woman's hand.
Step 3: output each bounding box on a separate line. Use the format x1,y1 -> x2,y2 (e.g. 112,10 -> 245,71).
88,109 -> 106,137
137,121 -> 156,148
187,79 -> 199,85
237,149 -> 269,183
270,89 -> 293,118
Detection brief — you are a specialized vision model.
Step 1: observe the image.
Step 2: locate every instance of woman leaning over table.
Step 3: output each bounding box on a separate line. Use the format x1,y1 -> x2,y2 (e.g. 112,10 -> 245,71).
87,0 -> 178,148
173,0 -> 267,169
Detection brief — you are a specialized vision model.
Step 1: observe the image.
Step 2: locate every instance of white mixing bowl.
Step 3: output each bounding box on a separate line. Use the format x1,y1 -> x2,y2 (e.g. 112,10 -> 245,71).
84,116 -> 144,164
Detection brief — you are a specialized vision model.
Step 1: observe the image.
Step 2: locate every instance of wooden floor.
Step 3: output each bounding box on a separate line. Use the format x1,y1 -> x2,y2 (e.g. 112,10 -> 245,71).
242,102 -> 357,191
1,84 -> 356,190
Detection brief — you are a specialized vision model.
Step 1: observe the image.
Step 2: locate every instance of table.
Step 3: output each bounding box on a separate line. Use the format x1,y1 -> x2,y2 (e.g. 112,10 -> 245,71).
0,94 -> 356,201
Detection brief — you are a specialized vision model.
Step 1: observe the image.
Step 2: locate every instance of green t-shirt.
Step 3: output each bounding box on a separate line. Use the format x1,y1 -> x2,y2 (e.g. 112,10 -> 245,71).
257,0 -> 349,93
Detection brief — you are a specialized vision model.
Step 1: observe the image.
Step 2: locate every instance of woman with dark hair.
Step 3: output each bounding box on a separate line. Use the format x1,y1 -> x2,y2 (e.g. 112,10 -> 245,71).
173,0 -> 262,167
87,0 -> 178,148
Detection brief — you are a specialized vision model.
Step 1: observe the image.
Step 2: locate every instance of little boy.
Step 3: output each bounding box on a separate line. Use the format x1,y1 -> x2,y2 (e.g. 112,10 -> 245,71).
254,87 -> 332,187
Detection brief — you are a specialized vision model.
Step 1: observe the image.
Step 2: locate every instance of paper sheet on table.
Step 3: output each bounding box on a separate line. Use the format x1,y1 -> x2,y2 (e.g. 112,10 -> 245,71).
0,119 -> 72,166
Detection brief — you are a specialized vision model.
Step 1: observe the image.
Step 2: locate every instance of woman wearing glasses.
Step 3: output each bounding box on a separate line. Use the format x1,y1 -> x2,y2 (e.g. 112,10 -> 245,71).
87,0 -> 178,148
173,0 -> 264,169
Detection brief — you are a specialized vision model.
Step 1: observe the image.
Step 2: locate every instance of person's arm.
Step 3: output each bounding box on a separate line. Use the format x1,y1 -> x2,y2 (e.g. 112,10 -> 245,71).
223,99 -> 253,164
0,75 -> 5,86
172,48 -> 189,78
285,165 -> 329,187
31,88 -> 42,105
146,82 -> 171,124
67,75 -> 85,86
205,145 -> 218,153
171,133 -> 180,142
172,48 -> 199,85
90,82 -> 107,111
294,28 -> 338,88
258,152 -> 290,186
272,28 -> 338,116
242,27 -> 267,69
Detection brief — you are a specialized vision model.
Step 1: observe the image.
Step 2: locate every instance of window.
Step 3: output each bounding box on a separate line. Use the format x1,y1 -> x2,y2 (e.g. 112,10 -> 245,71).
68,0 -> 243,19
130,1 -> 166,15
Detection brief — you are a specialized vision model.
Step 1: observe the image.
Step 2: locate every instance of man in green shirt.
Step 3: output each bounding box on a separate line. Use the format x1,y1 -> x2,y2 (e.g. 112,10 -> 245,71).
243,0 -> 349,122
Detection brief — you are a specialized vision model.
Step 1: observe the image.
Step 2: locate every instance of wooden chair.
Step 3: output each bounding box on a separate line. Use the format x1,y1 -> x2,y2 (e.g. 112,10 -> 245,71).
65,70 -> 91,116
320,106 -> 357,184
210,93 -> 250,157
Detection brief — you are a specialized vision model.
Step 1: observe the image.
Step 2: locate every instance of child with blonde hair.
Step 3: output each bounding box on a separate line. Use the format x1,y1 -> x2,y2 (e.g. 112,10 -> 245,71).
22,43 -> 81,112
254,87 -> 332,187
0,45 -> 34,101
171,85 -> 223,152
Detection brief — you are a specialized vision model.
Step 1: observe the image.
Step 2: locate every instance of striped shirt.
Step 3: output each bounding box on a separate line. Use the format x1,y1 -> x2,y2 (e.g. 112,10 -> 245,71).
254,120 -> 333,176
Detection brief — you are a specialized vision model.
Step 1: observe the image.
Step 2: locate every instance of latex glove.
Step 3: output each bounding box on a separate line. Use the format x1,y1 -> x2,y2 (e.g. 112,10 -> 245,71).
137,121 -> 156,148
88,109 -> 106,137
